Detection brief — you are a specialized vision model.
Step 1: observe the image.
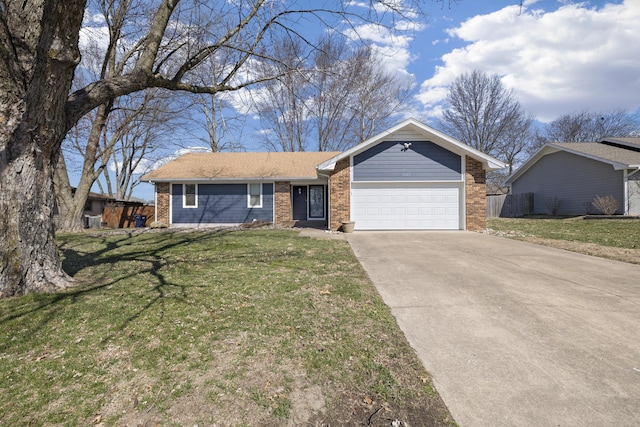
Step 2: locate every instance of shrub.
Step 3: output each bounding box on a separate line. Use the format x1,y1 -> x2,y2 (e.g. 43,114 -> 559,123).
591,195 -> 619,215
545,196 -> 564,215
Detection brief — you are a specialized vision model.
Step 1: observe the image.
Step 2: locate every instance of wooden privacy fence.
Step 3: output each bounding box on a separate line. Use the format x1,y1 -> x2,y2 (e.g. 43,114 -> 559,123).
487,193 -> 534,218
102,204 -> 155,228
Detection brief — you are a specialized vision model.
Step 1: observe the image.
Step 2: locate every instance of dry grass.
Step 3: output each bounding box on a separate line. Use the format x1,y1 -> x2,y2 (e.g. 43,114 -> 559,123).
0,228 -> 455,426
487,217 -> 640,264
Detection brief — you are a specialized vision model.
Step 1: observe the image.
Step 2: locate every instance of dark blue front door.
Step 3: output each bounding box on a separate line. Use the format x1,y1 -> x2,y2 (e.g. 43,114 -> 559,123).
292,186 -> 307,220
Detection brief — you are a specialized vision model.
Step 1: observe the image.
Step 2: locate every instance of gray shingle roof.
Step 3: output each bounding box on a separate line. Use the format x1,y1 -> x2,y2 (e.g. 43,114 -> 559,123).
550,142 -> 640,167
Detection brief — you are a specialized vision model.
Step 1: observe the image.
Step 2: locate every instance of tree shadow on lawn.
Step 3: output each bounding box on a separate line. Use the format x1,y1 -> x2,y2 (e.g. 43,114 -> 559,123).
0,228 -> 236,349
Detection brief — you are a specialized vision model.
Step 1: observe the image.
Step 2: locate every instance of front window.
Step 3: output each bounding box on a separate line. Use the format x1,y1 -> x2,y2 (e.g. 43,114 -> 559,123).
184,184 -> 197,208
248,183 -> 262,208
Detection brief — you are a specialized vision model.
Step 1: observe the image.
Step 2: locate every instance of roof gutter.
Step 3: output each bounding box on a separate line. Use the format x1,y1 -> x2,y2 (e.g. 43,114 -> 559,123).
141,176 -> 324,183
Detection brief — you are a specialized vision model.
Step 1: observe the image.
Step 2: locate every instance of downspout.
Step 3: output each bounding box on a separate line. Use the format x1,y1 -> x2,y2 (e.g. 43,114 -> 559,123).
154,183 -> 158,225
625,167 -> 640,215
461,156 -> 466,231
318,171 -> 331,230
169,182 -> 173,226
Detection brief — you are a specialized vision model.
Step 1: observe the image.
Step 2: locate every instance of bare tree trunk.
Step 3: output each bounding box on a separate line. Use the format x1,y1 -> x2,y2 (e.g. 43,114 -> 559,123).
0,0 -> 85,296
55,103 -> 113,231
1,135 -> 71,296
53,152 -> 79,230
54,158 -> 93,231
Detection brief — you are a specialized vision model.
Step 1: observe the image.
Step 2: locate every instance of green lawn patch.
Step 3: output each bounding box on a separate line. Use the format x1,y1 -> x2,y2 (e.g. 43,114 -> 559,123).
487,217 -> 640,263
0,229 -> 454,426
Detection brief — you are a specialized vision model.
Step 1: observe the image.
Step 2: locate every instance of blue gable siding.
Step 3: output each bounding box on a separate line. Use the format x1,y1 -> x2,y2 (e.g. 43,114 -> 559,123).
353,140 -> 461,181
511,151 -> 624,215
172,183 -> 274,224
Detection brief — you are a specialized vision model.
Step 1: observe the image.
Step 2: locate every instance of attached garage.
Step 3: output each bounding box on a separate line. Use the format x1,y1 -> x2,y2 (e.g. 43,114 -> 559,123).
351,183 -> 461,230
349,137 -> 464,230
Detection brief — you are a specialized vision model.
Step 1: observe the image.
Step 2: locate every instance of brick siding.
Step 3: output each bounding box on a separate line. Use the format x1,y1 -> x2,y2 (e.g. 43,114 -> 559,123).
156,182 -> 170,225
329,158 -> 351,230
274,181 -> 292,225
465,156 -> 487,231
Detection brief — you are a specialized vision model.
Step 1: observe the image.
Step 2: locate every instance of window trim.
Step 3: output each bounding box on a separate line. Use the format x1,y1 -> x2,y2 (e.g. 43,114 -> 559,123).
183,183 -> 198,208
247,183 -> 263,208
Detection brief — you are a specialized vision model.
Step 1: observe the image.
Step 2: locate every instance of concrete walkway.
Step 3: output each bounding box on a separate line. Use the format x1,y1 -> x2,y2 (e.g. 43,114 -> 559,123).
347,231 -> 640,427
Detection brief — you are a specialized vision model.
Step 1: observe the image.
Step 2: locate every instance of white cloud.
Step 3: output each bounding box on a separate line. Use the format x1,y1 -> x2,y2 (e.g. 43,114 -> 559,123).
82,8 -> 106,25
109,158 -> 153,176
78,25 -> 110,74
344,21 -> 417,79
79,9 -> 109,54
394,19 -> 426,32
416,0 -> 640,122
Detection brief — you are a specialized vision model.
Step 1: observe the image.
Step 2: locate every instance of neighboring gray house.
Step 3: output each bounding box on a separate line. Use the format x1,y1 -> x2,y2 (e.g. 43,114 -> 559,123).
504,138 -> 640,215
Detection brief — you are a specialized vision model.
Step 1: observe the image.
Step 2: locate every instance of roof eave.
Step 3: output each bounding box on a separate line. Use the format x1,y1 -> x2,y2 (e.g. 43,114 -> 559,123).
550,143 -> 633,170
317,119 -> 420,171
142,175 -> 325,183
485,159 -> 508,172
317,118 -> 506,172
316,162 -> 336,172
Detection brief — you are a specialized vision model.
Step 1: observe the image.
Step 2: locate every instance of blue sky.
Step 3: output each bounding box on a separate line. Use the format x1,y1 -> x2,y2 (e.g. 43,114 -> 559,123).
79,0 -> 640,200
411,0 -> 638,122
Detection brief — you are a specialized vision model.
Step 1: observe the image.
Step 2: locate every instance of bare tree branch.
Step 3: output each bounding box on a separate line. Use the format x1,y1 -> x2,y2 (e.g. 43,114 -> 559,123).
530,109 -> 640,153
439,69 -> 533,167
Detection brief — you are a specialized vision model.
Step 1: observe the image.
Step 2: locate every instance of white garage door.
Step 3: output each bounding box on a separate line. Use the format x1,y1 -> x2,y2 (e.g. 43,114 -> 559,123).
351,183 -> 461,230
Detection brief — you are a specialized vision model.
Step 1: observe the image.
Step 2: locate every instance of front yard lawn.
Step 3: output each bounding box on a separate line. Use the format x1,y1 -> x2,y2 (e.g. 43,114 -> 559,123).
487,217 -> 640,264
0,229 -> 454,426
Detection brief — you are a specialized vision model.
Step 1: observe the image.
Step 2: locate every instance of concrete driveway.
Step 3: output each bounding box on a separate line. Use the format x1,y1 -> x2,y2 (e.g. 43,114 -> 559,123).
347,231 -> 640,427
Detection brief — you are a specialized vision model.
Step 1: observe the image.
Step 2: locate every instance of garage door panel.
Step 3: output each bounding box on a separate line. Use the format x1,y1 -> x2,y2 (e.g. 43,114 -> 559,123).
352,183 -> 461,230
